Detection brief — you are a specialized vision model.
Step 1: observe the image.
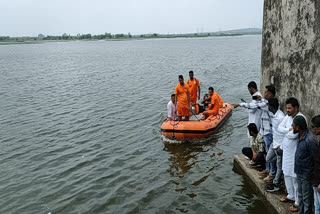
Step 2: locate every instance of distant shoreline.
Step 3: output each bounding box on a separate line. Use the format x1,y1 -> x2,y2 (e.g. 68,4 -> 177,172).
0,32 -> 262,45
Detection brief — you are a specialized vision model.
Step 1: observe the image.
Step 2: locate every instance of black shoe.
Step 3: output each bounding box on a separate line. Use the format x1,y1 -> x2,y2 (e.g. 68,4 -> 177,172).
251,163 -> 262,168
266,183 -> 279,192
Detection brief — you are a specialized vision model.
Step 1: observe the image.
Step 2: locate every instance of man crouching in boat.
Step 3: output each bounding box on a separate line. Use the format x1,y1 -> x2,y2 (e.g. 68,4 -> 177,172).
202,87 -> 223,110
203,87 -> 221,119
175,75 -> 191,121
167,94 -> 177,120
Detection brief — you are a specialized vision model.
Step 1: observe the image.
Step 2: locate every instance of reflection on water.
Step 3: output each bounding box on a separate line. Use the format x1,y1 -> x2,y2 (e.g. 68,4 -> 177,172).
162,122 -> 271,213
233,166 -> 272,214
164,139 -> 218,177
240,180 -> 272,213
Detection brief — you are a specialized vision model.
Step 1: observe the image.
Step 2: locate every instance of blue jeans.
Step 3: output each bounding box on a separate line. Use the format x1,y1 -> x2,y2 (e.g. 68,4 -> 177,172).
297,175 -> 313,214
264,134 -> 275,175
266,146 -> 282,184
314,186 -> 320,214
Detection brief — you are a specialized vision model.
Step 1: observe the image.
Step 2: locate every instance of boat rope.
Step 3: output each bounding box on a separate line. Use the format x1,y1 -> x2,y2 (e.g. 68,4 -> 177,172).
169,119 -> 180,140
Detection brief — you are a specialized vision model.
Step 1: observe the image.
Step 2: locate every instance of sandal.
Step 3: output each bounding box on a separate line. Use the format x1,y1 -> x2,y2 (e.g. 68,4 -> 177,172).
280,196 -> 295,203
289,204 -> 298,212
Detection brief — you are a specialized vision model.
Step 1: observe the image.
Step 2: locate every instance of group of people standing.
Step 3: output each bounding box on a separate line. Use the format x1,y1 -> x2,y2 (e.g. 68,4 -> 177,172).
232,81 -> 320,214
167,71 -> 223,121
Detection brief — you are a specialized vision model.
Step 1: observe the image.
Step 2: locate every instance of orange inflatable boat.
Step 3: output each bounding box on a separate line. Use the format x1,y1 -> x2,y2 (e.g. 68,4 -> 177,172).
161,103 -> 232,140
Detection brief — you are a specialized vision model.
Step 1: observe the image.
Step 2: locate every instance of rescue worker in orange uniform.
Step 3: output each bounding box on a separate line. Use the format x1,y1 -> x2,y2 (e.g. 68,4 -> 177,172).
187,70 -> 201,114
203,87 -> 220,119
187,70 -> 200,105
175,75 -> 191,121
203,88 -> 223,109
215,91 -> 223,108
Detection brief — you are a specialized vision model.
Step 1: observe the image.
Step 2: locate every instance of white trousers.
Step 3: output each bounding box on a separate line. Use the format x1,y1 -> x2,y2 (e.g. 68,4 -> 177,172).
284,175 -> 299,205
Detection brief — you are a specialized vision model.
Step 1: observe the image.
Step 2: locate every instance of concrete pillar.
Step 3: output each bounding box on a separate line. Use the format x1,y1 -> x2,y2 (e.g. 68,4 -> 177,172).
260,0 -> 320,122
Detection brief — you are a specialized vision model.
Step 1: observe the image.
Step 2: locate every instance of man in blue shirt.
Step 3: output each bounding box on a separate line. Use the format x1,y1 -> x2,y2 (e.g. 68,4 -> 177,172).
311,115 -> 320,214
293,116 -> 317,214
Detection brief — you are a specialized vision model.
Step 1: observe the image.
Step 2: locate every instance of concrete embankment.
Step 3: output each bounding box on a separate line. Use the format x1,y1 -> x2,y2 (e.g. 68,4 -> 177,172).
233,154 -> 296,214
260,0 -> 320,124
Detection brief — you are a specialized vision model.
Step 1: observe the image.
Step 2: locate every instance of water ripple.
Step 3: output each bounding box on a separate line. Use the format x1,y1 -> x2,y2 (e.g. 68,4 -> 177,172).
0,35 -> 270,214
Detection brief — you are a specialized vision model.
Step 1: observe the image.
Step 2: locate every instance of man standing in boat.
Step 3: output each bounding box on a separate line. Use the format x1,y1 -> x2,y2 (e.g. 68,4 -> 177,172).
175,75 -> 191,121
187,70 -> 200,107
167,94 -> 177,121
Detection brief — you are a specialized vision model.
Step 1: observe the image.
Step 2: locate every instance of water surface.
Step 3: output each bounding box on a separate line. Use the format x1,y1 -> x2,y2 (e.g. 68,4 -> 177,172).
0,35 -> 271,213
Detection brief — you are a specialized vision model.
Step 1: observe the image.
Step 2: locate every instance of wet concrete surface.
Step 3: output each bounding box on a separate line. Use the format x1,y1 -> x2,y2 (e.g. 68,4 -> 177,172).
234,154 -> 298,214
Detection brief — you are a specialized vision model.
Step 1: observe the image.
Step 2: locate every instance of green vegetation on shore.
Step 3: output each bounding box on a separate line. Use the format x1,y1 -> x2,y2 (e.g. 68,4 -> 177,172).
0,29 -> 262,44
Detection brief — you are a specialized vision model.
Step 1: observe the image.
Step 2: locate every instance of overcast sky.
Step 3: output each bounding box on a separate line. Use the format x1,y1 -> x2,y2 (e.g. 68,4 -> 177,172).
0,0 -> 264,37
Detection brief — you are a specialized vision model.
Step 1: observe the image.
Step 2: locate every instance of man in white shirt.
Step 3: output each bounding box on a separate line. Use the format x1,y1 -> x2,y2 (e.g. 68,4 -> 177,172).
232,81 -> 262,138
265,98 -> 285,192
238,81 -> 263,130
167,94 -> 177,120
247,81 -> 263,131
278,97 -> 306,212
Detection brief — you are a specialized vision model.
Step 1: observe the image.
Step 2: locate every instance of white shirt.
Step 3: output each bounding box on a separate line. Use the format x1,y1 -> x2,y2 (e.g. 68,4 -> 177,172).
279,112 -> 305,177
167,100 -> 177,120
270,109 -> 285,148
244,91 -> 262,138
247,91 -> 263,129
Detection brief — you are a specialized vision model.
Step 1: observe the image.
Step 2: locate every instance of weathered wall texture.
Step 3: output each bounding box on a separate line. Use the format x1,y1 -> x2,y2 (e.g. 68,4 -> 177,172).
260,0 -> 320,122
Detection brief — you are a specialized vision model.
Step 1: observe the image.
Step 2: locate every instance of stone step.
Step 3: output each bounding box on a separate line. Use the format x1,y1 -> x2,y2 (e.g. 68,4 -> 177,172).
233,154 -> 297,214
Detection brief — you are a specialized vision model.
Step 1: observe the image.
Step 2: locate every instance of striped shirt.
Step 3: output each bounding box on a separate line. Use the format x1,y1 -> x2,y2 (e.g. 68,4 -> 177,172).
240,99 -> 272,135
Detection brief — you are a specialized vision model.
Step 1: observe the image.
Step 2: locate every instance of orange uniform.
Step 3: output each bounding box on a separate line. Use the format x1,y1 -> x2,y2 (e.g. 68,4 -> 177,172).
208,93 -> 219,116
213,92 -> 223,108
175,83 -> 190,117
187,78 -> 200,104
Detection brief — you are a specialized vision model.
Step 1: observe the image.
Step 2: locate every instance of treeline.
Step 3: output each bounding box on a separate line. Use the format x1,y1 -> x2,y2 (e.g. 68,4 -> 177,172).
43,33 -> 160,40
42,32 -> 243,40
0,36 -> 10,41
0,33 -> 135,42
0,32 -> 244,42
43,33 -> 116,40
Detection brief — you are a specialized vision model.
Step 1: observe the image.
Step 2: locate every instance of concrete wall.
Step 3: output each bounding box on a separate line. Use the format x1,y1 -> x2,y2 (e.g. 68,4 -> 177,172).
260,0 -> 320,122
